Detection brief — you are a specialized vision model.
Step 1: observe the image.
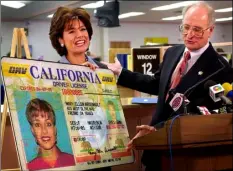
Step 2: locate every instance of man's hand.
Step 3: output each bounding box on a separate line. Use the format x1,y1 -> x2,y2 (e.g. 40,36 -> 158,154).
82,61 -> 98,71
127,125 -> 156,151
101,57 -> 123,76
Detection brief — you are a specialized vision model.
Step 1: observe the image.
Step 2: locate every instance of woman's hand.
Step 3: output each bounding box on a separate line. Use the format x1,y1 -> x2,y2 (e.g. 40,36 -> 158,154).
82,61 -> 98,71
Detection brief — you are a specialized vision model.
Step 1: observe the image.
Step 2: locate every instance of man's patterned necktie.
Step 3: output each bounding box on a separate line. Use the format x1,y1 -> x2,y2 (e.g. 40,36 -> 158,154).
166,51 -> 191,101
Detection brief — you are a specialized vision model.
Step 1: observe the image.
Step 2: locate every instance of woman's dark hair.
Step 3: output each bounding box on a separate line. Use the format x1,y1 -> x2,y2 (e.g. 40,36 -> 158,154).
49,7 -> 93,56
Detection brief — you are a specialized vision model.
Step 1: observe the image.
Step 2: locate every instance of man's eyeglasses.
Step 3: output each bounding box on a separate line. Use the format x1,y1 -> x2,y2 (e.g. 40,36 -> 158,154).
179,24 -> 212,37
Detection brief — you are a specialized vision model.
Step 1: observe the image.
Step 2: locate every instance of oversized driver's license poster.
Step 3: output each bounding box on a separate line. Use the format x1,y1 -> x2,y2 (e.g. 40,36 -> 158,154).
1,57 -> 134,171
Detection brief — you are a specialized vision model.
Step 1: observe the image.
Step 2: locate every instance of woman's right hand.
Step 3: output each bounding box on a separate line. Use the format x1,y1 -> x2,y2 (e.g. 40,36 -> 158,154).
81,61 -> 98,71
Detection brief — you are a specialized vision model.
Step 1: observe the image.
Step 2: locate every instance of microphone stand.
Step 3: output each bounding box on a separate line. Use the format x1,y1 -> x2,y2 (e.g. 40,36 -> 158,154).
169,88 -> 189,115
182,94 -> 189,115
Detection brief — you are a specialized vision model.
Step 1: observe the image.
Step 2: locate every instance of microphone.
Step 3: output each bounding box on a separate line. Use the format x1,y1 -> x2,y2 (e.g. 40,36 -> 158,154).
210,105 -> 232,114
169,91 -> 190,114
197,106 -> 211,115
209,109 -> 219,114
204,80 -> 232,105
168,79 -> 201,115
222,83 -> 233,113
222,82 -> 233,100
169,93 -> 184,112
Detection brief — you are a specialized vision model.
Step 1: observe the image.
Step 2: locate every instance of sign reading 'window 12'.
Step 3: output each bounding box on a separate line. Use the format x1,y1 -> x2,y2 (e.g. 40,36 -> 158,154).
132,48 -> 160,76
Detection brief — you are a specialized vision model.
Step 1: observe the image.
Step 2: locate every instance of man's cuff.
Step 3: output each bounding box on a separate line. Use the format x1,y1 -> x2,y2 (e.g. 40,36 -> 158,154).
116,67 -> 123,83
154,122 -> 165,130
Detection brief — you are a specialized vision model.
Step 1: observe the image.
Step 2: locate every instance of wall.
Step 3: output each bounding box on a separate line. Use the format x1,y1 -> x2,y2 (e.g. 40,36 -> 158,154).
105,22 -> 231,58
0,21 -> 102,62
1,21 -> 232,62
27,21 -> 58,62
1,22 -> 27,57
0,20 -> 232,89
108,22 -> 230,45
221,24 -> 232,42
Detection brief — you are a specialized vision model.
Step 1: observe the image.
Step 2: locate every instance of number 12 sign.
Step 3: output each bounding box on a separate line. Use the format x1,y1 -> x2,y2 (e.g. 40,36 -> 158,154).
132,48 -> 160,76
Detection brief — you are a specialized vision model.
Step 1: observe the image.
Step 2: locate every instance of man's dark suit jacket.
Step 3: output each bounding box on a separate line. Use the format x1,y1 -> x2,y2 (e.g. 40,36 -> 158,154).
117,42 -> 233,167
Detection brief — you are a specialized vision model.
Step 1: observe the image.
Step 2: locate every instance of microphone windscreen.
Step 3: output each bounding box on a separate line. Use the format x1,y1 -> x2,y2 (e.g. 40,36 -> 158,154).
222,82 -> 232,95
227,91 -> 233,99
204,80 -> 216,90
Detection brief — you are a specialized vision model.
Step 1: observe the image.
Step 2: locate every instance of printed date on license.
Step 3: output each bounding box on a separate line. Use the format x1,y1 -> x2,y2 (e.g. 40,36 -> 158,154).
62,89 -> 83,95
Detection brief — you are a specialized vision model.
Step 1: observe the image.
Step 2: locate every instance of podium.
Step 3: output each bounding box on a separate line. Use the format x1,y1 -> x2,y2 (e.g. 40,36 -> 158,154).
133,114 -> 233,171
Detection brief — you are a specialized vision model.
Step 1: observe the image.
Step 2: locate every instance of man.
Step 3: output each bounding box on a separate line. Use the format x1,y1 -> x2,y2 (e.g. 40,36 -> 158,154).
102,2 -> 233,170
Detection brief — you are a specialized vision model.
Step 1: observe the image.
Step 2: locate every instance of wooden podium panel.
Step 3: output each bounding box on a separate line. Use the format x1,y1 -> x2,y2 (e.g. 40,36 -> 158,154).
134,114 -> 232,149
160,144 -> 232,171
134,114 -> 233,171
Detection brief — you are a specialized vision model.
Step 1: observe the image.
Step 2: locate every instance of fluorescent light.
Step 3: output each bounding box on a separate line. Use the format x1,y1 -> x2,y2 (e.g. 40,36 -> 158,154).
81,1 -> 109,9
215,7 -> 232,13
162,15 -> 183,21
119,12 -> 145,19
1,1 -> 25,9
151,1 -> 198,11
47,14 -> 54,18
216,17 -> 232,22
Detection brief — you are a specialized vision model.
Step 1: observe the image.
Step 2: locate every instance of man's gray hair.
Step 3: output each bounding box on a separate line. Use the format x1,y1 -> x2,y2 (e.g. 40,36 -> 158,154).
182,1 -> 215,26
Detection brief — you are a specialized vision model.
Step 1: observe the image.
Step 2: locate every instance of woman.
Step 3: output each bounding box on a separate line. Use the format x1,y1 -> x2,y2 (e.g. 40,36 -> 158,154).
26,98 -> 75,170
49,6 -> 107,69
49,7 -> 111,171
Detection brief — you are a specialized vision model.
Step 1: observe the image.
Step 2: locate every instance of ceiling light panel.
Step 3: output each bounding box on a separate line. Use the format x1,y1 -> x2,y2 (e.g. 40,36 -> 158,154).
81,1 -> 110,9
162,15 -> 183,21
118,12 -> 145,19
47,14 -> 54,18
215,7 -> 232,12
151,1 -> 198,11
1,1 -> 25,9
216,17 -> 232,22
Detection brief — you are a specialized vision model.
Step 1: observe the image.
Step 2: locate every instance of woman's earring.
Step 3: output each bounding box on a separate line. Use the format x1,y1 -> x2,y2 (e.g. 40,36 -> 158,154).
61,43 -> 64,47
